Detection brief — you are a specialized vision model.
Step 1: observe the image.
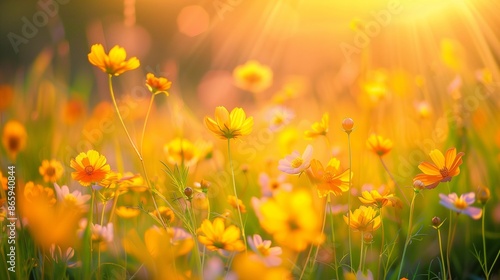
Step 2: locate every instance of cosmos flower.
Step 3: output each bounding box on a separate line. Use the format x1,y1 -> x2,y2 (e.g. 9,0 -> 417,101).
413,148 -> 464,189
88,44 -> 140,76
278,145 -> 313,175
258,173 -> 293,197
359,189 -> 402,208
439,192 -> 482,219
2,120 -> 27,160
228,195 -> 247,213
39,159 -> 64,183
204,106 -> 253,140
146,73 -> 172,95
344,206 -> 381,232
366,134 -> 393,156
233,60 -> 273,93
304,113 -> 329,138
24,181 -> 56,206
267,106 -> 295,132
310,158 -> 350,197
115,206 -> 141,219
164,137 -> 199,167
152,206 -> 176,224
247,234 -> 282,267
197,218 -> 245,252
54,183 -> 91,210
70,150 -> 111,187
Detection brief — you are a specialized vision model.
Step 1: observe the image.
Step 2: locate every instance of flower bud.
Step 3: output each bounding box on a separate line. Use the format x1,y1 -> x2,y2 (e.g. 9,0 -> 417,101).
432,216 -> 441,228
477,186 -> 490,205
413,180 -> 425,191
184,187 -> 193,199
199,179 -> 211,193
342,118 -> 354,133
363,232 -> 373,244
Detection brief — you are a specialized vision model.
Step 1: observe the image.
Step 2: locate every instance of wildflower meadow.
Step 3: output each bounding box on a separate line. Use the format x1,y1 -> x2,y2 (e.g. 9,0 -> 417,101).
1,0 -> 500,279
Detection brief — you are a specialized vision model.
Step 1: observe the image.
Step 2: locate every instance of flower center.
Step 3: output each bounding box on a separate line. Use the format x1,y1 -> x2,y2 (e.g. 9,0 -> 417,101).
8,136 -> 20,151
288,219 -> 300,231
85,166 -> 94,175
244,72 -> 262,84
454,198 -> 467,209
45,166 -> 56,177
270,181 -> 279,190
212,241 -> 225,249
257,244 -> 270,256
440,167 -> 449,178
273,115 -> 284,125
291,157 -> 303,168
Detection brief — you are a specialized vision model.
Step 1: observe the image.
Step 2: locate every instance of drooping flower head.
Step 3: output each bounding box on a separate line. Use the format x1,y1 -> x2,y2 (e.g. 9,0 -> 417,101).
278,145 -> 313,175
366,134 -> 393,156
227,195 -> 247,213
204,106 -> 253,140
2,120 -> 27,160
70,150 -> 111,187
413,148 -> 464,189
305,113 -> 329,139
439,192 -> 482,219
233,60 -> 273,93
197,218 -> 245,252
344,205 -> 381,232
39,159 -> 64,183
146,73 -> 172,95
359,188 -> 402,209
88,44 -> 140,76
310,158 -> 351,197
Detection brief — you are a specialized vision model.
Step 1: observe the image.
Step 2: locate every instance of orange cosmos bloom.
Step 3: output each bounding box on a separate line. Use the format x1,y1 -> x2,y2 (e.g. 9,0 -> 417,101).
413,148 -> 464,189
304,113 -> 329,138
366,134 -> 393,156
233,60 -> 273,93
2,120 -> 27,160
88,44 -> 140,76
204,106 -> 253,140
70,150 -> 111,187
228,195 -> 247,213
310,158 -> 351,197
359,189 -> 402,208
39,159 -> 64,183
146,73 -> 172,95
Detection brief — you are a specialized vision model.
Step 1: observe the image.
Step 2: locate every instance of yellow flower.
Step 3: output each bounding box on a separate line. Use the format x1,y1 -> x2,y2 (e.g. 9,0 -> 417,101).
366,134 -> 393,156
233,60 -> 273,93
197,218 -> 245,252
70,150 -> 111,187
115,206 -> 141,218
228,195 -> 246,213
152,206 -> 176,224
163,137 -> 198,167
39,159 -> 64,183
88,44 -> 140,76
413,148 -> 464,189
146,73 -> 172,95
204,106 -> 253,140
310,158 -> 350,197
24,181 -> 56,206
304,113 -> 329,138
0,171 -> 7,191
344,206 -> 381,232
359,189 -> 402,208
2,120 -> 27,160
257,190 -> 324,251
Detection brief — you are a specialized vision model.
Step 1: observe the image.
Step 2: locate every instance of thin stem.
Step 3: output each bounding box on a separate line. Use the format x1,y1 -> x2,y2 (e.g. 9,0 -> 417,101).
447,214 -> 459,279
201,199 -> 211,274
299,245 -> 314,280
437,227 -> 447,280
446,183 -> 453,280
312,197 -> 329,268
227,139 -> 247,251
328,195 -> 340,280
482,205 -> 488,280
397,191 -> 417,279
378,156 -> 409,205
189,201 -> 203,278
347,132 -> 353,272
140,94 -> 155,156
377,207 -> 385,279
359,231 -> 365,272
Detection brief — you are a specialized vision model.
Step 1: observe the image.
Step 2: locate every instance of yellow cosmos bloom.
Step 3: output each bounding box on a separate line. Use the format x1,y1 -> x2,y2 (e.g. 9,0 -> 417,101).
115,206 -> 141,218
233,60 -> 273,93
39,159 -> 64,183
366,134 -> 393,156
204,106 -> 253,140
152,206 -> 176,224
359,189 -> 402,208
146,73 -> 172,95
24,181 -> 56,206
197,218 -> 245,252
413,148 -> 464,189
163,137 -> 198,167
310,158 -> 351,197
304,113 -> 329,138
70,150 -> 111,187
88,44 -> 140,76
344,205 -> 381,232
228,195 -> 247,213
2,120 -> 27,160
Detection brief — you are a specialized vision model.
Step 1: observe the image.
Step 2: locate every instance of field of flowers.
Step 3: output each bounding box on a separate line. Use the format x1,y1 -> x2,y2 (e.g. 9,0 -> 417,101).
1,0 -> 500,279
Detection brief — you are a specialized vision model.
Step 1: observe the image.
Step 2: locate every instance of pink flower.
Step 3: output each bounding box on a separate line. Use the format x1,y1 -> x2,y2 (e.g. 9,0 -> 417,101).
278,145 -> 313,175
258,173 -> 292,197
439,192 -> 482,220
247,234 -> 282,267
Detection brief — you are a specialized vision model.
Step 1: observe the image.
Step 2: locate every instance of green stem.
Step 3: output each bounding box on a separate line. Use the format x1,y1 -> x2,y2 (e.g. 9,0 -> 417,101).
328,196 -> 340,280
189,201 -> 203,278
437,227 -> 447,280
312,197 -> 329,269
140,94 -> 155,156
379,156 -> 409,205
227,139 -> 247,251
377,207 -> 384,279
482,205 -> 488,280
359,231 -> 365,272
299,245 -> 314,280
347,132 -> 353,272
446,183 -> 453,280
397,191 -> 417,279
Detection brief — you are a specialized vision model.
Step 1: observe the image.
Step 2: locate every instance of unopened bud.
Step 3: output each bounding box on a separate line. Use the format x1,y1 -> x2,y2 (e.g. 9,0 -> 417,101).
413,180 -> 425,191
432,216 -> 441,228
184,187 -> 193,199
477,186 -> 491,205
342,118 -> 354,133
363,232 -> 373,244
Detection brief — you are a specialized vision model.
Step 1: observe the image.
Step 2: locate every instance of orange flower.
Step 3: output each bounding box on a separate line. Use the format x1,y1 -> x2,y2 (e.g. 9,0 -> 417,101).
2,120 -> 27,160
310,158 -> 351,197
70,150 -> 111,187
413,148 -> 464,189
39,159 -> 64,183
24,181 -> 56,206
359,189 -> 402,208
366,134 -> 393,156
228,195 -> 247,213
146,73 -> 172,95
304,113 -> 329,138
88,44 -> 140,76
233,60 -> 273,93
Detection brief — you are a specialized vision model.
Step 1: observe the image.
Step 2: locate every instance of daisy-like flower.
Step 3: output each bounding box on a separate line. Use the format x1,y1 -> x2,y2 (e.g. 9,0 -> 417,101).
310,158 -> 351,197
146,73 -> 172,95
197,218 -> 245,252
413,148 -> 464,189
49,244 -> 78,268
267,106 -> 294,132
204,106 -> 253,140
247,234 -> 282,267
2,120 -> 27,160
88,44 -> 140,76
258,173 -> 292,197
439,192 -> 482,219
91,222 -> 114,244
164,137 -> 200,167
54,183 -> 91,210
228,195 -> 246,213
366,134 -> 393,156
24,182 -> 56,206
304,113 -> 329,138
39,159 -> 64,183
344,206 -> 381,232
359,189 -> 402,209
115,206 -> 140,218
70,150 -> 111,187
278,144 -> 313,175
233,60 -> 273,93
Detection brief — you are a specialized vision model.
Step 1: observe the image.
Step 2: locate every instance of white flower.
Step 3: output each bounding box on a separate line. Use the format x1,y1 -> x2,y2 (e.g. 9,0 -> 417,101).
54,183 -> 91,210
278,145 -> 313,174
